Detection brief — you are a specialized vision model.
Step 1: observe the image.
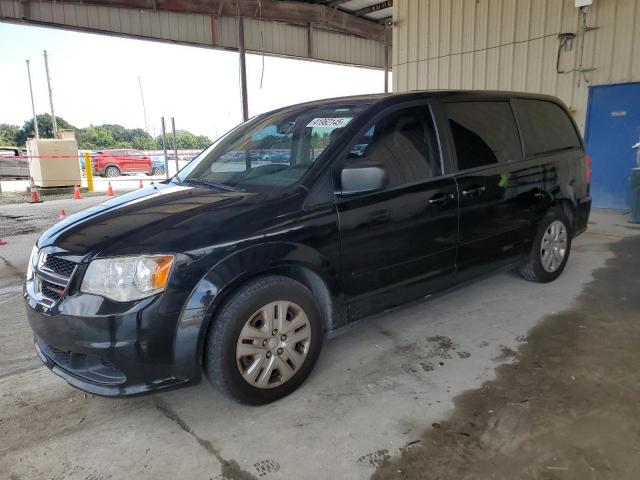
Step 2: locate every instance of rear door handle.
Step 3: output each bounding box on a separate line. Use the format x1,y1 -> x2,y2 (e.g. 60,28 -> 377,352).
461,185 -> 486,197
428,192 -> 455,206
368,209 -> 391,224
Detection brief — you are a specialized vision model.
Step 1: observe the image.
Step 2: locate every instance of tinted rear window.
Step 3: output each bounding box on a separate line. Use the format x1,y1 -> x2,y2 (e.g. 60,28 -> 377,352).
514,99 -> 580,156
445,101 -> 522,170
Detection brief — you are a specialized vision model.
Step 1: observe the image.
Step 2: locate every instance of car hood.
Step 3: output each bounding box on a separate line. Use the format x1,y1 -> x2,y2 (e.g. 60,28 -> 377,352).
38,183 -> 273,257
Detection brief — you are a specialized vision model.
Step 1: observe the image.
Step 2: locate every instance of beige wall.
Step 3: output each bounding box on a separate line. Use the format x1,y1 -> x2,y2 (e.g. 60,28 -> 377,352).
392,0 -> 640,131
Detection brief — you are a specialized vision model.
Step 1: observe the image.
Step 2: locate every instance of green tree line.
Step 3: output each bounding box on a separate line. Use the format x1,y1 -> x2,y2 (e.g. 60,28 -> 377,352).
0,113 -> 212,151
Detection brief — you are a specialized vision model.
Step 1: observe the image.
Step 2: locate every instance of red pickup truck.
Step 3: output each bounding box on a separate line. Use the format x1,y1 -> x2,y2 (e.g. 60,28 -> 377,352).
92,149 -> 152,177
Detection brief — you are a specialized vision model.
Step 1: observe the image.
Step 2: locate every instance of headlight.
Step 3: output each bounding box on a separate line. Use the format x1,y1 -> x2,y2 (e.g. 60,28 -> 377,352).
81,255 -> 174,302
26,245 -> 38,281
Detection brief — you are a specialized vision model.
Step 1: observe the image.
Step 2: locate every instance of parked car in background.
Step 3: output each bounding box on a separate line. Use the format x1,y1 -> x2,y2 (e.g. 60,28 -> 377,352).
25,91 -> 591,405
91,149 -> 152,177
0,147 -> 29,178
149,155 -> 166,176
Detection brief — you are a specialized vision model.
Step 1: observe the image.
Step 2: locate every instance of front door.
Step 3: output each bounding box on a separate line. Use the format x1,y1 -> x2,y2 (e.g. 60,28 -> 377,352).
336,102 -> 459,320
439,98 -> 541,280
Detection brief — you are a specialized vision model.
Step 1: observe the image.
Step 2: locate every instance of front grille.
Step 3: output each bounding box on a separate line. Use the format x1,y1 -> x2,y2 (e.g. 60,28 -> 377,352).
43,255 -> 77,278
40,279 -> 65,301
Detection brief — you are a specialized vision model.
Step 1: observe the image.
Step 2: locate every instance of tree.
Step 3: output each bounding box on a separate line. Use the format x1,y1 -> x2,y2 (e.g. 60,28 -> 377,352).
76,126 -> 117,150
156,130 -> 212,150
0,123 -> 20,146
15,113 -> 75,145
10,112 -> 210,151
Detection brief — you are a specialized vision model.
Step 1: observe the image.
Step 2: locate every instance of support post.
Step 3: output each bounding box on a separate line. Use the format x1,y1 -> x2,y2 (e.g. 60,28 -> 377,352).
307,22 -> 313,58
161,117 -> 169,179
84,151 -> 94,192
171,117 -> 179,174
384,27 -> 390,93
43,50 -> 57,135
26,60 -> 39,139
237,15 -> 249,121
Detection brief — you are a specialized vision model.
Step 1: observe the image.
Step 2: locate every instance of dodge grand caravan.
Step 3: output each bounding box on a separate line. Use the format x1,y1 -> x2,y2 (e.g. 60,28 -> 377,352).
24,91 -> 591,404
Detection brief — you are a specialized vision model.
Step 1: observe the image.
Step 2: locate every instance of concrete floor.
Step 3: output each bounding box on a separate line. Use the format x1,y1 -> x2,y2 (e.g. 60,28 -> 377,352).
0,200 -> 637,480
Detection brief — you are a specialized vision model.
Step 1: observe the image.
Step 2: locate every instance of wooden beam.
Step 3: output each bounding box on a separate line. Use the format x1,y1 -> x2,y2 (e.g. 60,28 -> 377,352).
42,0 -> 386,41
324,0 -> 351,7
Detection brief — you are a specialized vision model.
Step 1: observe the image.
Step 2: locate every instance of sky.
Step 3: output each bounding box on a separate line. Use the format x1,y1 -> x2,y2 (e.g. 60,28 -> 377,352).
0,22 -> 387,140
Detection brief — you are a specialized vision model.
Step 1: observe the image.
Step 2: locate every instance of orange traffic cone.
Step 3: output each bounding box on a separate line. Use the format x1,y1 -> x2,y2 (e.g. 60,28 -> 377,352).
107,182 -> 116,196
138,179 -> 144,189
0,239 -> 6,246
29,177 -> 42,203
59,209 -> 67,219
73,185 -> 83,200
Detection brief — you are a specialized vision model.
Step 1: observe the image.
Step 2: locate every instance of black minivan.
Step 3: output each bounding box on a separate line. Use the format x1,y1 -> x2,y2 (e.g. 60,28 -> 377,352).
24,91 -> 591,404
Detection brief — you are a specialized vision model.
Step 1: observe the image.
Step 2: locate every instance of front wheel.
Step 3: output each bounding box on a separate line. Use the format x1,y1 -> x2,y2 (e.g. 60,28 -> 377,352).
104,166 -> 120,178
519,208 -> 572,283
204,275 -> 324,405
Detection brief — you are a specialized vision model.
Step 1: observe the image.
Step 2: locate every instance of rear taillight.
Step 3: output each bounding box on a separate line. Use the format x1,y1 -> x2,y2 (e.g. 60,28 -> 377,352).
585,153 -> 592,186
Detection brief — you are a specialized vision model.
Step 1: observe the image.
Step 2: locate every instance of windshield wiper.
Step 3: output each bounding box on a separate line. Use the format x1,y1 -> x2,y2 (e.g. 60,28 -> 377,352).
182,178 -> 237,192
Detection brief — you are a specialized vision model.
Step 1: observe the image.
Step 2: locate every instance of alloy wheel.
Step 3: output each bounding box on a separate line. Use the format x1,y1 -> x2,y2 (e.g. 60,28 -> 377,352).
540,220 -> 568,273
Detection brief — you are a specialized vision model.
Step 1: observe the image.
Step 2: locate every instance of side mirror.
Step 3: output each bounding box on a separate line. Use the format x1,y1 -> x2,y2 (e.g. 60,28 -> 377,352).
339,162 -> 387,195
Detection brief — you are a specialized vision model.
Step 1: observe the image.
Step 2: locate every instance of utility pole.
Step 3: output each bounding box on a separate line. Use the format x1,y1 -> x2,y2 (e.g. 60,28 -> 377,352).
43,50 -> 57,135
138,76 -> 149,135
26,60 -> 39,139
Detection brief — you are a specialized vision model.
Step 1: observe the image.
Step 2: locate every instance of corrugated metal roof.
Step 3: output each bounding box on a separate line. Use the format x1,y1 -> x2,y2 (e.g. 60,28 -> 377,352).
296,0 -> 393,25
0,0 -> 392,69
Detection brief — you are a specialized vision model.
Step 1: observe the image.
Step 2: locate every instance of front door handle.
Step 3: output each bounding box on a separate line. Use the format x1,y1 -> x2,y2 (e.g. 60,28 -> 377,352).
428,192 -> 455,206
461,185 -> 486,197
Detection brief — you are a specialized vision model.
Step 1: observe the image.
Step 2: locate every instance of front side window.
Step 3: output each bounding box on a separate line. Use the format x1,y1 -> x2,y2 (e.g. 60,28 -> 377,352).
346,105 -> 442,187
446,101 -> 522,170
177,104 -> 368,193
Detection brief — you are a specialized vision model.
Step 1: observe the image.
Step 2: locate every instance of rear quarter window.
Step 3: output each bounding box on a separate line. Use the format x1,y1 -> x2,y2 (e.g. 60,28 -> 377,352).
514,99 -> 581,156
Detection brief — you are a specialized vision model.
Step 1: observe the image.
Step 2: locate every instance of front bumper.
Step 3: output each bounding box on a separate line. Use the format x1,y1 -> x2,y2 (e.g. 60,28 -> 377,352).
24,283 -> 199,397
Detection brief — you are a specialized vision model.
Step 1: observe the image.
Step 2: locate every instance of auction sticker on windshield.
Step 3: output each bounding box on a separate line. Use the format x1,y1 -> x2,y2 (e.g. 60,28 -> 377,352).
306,117 -> 352,128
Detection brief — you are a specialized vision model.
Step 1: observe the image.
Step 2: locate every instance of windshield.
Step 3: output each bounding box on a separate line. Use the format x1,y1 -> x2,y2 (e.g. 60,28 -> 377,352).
176,102 -> 369,193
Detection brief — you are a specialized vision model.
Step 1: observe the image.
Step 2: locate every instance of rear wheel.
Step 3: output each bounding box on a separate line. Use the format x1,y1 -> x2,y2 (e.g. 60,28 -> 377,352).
204,275 -> 323,405
519,208 -> 572,283
105,166 -> 120,178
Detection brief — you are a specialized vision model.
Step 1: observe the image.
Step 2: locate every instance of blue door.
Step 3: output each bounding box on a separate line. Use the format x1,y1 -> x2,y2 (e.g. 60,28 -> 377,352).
585,82 -> 640,209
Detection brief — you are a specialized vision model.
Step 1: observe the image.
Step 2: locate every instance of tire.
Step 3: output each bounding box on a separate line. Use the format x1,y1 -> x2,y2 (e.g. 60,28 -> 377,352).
519,208 -> 572,283
105,166 -> 120,178
204,275 -> 324,405
152,167 -> 163,176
